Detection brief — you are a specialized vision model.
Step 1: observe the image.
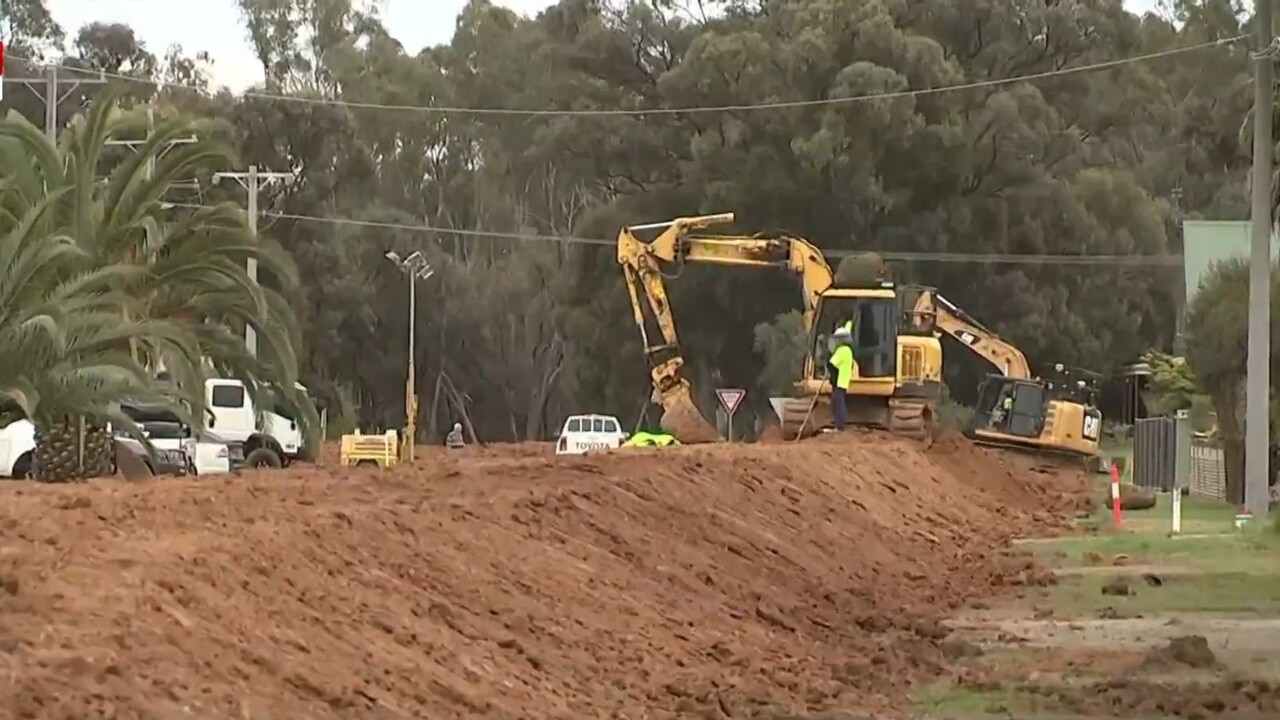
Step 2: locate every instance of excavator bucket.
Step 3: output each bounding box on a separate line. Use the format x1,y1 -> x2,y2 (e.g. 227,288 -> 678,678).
658,385 -> 720,443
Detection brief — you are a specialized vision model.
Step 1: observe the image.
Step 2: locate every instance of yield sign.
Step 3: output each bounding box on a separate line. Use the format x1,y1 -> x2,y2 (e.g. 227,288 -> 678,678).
716,388 -> 746,416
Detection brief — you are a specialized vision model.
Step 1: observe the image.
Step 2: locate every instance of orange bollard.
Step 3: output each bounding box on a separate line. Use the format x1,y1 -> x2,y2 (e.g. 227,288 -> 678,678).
1110,461 -> 1124,528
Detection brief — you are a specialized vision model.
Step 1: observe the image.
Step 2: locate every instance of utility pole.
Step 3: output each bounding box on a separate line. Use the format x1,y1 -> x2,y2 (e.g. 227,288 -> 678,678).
2,65 -> 107,140
1172,185 -> 1187,357
213,165 -> 294,356
384,251 -> 434,463
1245,0 -> 1275,518
103,107 -> 198,183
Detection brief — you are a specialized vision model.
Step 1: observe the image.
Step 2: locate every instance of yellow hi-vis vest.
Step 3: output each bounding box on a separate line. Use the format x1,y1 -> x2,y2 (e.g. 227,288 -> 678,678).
830,345 -> 856,390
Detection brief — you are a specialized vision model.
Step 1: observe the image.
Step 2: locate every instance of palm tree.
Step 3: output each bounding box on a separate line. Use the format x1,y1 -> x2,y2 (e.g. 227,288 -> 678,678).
0,183 -> 205,481
0,88 -> 318,478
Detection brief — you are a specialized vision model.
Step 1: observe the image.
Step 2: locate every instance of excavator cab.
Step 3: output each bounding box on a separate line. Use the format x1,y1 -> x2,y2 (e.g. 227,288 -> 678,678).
970,376 -> 1049,439
811,289 -> 900,381
783,282 -> 942,441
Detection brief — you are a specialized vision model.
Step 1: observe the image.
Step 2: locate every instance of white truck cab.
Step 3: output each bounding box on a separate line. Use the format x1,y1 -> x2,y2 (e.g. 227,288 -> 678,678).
556,414 -> 627,455
205,378 -> 309,468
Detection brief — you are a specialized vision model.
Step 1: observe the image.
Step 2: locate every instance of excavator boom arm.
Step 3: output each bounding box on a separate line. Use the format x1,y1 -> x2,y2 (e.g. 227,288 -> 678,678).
916,290 -> 1033,379
617,213 -> 836,442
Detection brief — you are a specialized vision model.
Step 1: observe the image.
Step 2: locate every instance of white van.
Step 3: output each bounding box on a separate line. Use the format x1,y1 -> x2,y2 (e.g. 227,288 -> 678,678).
556,414 -> 627,455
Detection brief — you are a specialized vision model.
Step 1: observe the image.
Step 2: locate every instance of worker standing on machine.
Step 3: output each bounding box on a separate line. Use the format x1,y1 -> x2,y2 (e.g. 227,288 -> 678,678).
828,325 -> 856,431
826,318 -> 854,381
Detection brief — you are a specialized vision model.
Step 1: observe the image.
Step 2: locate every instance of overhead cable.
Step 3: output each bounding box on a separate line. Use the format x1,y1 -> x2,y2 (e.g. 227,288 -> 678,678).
164,202 -> 1182,266
8,36 -> 1245,117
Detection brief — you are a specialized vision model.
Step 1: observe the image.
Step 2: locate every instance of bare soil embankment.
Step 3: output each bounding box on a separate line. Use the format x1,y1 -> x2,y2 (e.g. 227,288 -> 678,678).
0,431 -> 1087,719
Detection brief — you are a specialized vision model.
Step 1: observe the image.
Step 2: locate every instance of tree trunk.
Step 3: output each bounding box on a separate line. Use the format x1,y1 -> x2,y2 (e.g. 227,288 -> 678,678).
1223,435 -> 1245,506
1212,385 -> 1245,506
33,416 -> 114,483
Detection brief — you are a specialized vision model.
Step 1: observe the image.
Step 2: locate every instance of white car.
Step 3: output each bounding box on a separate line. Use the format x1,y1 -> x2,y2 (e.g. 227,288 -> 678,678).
0,420 -> 35,478
116,420 -> 232,477
556,414 -> 627,455
139,421 -> 233,476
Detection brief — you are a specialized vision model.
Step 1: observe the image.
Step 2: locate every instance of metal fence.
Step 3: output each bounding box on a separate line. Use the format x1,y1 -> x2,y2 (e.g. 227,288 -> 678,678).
1132,414 -> 1228,500
1189,441 -> 1227,500
1132,416 -> 1181,492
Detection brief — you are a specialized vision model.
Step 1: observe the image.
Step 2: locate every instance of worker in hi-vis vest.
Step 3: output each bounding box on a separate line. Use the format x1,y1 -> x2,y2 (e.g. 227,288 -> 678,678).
828,324 -> 857,430
826,319 -> 854,381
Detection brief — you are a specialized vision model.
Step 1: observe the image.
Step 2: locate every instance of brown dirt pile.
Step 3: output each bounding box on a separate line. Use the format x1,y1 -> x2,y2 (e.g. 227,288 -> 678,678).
0,432 -> 1085,719
1143,635 -> 1218,669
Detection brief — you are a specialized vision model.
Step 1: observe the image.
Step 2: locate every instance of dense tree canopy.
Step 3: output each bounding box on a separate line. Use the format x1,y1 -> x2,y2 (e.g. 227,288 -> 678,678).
0,0 -> 1265,442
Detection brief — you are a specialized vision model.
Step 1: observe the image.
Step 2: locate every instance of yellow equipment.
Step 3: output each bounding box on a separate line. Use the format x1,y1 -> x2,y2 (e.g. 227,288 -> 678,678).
911,291 -> 1102,458
617,213 -> 944,443
339,429 -> 401,469
623,431 -> 680,447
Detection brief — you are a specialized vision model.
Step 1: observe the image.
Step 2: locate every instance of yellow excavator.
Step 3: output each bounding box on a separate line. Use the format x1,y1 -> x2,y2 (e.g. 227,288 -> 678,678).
617,213 -> 944,443
912,291 -> 1102,458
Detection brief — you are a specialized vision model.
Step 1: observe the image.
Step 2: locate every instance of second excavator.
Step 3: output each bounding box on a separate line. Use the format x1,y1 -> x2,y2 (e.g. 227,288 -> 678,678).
910,292 -> 1102,458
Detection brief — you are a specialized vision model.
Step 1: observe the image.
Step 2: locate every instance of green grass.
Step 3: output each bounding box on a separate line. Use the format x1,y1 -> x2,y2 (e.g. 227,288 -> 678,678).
911,683 -> 1042,718
1025,492 -> 1280,617
1071,486 -> 1250,537
1034,531 -> 1280,572
1045,570 -> 1280,616
911,463 -> 1280,718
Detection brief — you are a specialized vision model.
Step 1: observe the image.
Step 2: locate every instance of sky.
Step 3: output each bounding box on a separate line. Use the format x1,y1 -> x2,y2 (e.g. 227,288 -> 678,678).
47,0 -> 1162,92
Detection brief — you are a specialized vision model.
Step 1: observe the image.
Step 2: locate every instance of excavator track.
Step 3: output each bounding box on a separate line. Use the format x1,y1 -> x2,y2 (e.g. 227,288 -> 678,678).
968,435 -> 1095,467
778,396 -> 825,440
886,400 -> 936,447
776,395 -> 936,446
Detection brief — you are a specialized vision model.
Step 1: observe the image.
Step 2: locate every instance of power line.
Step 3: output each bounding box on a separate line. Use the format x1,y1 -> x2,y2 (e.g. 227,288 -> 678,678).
164,201 -> 1182,266
9,36 -> 1245,117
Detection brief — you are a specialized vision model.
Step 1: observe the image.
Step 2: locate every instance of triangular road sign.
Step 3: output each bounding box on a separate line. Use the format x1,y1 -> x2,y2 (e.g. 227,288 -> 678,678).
716,388 -> 746,415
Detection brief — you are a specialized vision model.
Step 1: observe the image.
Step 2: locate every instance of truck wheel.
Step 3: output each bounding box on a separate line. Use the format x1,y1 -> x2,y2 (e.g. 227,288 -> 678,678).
8,452 -> 32,480
245,447 -> 284,469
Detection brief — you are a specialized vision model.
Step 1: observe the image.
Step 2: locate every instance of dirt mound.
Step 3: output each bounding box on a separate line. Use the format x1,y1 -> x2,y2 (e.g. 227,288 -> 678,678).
0,433 -> 1084,719
1038,678 -> 1280,717
1143,635 -> 1218,669
757,425 -> 786,444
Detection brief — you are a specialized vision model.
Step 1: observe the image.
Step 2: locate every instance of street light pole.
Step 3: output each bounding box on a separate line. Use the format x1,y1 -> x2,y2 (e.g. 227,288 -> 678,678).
385,251 -> 433,463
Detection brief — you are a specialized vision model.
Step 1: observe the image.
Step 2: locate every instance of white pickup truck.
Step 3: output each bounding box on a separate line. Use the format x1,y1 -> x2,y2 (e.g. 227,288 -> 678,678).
555,414 -> 627,455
